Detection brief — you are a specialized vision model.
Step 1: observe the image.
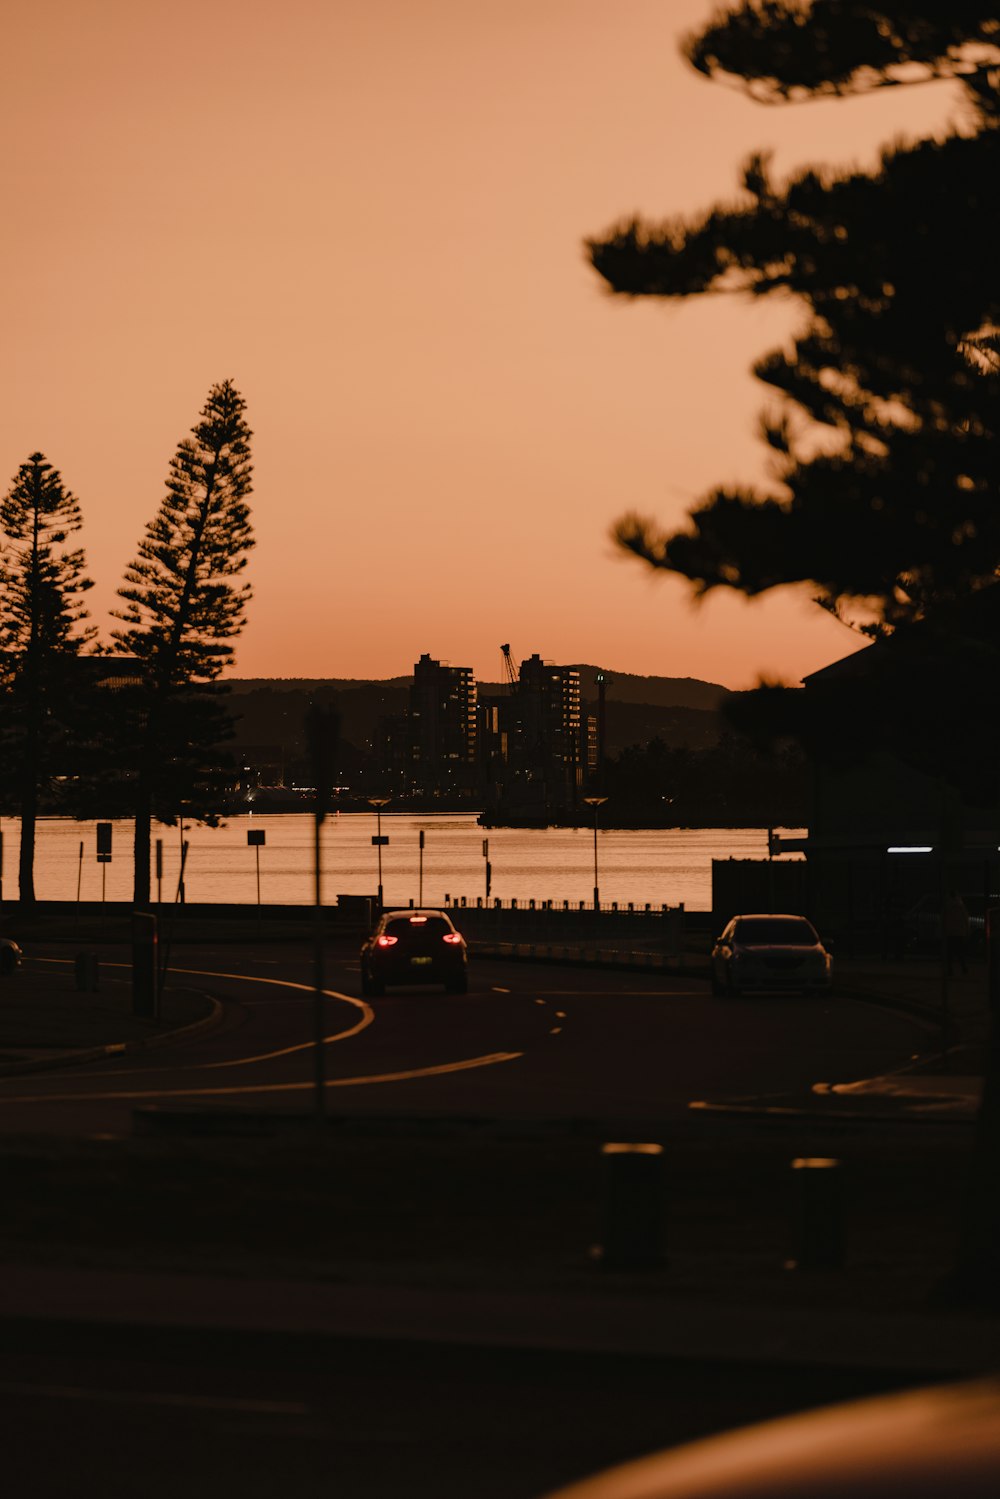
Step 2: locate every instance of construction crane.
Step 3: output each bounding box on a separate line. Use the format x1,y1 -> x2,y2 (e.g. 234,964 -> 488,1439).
500,644 -> 518,693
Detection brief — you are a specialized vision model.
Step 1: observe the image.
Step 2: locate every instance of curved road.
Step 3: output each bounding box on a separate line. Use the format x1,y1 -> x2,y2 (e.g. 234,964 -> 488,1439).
0,944 -> 932,1134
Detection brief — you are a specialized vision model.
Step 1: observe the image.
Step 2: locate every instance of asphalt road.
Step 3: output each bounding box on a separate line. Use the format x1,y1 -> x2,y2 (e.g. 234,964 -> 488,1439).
0,949 -> 961,1499
0,943 -> 932,1134
1,1320 -> 923,1499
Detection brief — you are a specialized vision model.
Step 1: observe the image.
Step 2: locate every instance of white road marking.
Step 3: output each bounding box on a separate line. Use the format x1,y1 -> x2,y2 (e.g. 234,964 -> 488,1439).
549,1027 -> 562,1035
492,987 -> 510,993
32,959 -> 374,1071
0,1051 -> 524,1103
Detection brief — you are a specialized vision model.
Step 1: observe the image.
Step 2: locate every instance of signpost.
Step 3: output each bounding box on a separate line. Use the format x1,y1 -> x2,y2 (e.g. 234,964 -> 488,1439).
96,822 -> 112,904
483,837 -> 490,903
155,839 -> 163,907
418,829 -> 425,906
248,827 -> 265,921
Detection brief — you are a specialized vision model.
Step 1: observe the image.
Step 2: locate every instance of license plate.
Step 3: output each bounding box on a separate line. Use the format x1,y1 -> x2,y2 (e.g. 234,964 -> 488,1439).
410,956 -> 432,966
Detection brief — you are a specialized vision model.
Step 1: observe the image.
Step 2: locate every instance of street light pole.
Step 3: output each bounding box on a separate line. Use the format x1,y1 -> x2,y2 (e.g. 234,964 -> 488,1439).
368,797 -> 390,912
583,796 -> 608,911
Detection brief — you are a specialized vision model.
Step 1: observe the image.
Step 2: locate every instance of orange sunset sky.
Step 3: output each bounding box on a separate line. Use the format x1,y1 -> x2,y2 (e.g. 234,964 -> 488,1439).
2,0 -> 962,689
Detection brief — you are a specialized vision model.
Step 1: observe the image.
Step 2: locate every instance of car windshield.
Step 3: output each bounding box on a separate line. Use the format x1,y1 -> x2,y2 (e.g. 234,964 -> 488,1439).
383,916 -> 453,940
734,918 -> 817,946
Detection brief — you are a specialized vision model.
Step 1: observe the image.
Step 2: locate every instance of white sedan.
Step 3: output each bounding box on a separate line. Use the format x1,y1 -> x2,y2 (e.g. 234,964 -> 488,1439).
711,913 -> 832,997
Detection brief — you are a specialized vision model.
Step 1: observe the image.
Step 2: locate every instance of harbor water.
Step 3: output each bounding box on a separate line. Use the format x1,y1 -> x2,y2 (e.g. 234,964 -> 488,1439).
0,814 -> 804,913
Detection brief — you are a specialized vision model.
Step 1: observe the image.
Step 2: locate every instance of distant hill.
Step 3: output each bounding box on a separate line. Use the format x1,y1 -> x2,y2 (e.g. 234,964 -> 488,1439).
478,666 -> 729,713
224,670 -> 729,757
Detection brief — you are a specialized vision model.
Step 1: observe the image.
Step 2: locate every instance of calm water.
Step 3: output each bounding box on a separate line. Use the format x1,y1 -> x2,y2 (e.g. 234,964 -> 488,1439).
0,814 -> 804,912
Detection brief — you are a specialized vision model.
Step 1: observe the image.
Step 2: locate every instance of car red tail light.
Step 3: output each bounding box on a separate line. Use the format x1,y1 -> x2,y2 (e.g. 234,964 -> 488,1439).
442,932 -> 463,944
376,934 -> 398,947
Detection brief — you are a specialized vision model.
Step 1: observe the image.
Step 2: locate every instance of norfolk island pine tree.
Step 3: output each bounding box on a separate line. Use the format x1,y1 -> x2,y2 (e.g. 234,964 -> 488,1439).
111,380 -> 254,906
586,3 -> 1000,1301
588,4 -> 1000,629
0,452 -> 95,903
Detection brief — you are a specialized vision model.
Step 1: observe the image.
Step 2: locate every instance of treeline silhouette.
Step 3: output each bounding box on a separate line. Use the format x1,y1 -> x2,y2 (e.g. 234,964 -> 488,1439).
603,733 -> 807,829
0,380 -> 255,905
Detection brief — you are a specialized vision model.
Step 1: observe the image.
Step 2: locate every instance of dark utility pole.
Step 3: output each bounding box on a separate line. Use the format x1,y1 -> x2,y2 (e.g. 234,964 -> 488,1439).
305,704 -> 339,1126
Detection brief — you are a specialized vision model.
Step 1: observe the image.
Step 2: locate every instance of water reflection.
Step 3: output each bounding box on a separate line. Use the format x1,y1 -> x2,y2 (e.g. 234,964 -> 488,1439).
0,814 -> 803,911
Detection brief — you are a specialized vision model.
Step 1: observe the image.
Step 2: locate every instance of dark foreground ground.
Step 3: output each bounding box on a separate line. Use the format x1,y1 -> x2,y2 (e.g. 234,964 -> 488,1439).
0,921 -> 995,1498
0,1115 -> 993,1499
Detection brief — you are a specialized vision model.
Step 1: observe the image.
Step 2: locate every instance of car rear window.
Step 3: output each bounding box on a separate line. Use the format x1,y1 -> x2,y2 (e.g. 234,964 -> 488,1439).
384,917 -> 453,939
735,918 -> 817,945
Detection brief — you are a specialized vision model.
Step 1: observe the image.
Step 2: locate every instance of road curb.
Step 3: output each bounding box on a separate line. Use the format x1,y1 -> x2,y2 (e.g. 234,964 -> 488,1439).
0,990 -> 224,1080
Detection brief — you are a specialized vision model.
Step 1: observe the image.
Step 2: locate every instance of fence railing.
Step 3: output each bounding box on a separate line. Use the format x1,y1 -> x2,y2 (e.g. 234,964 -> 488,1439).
439,898 -> 684,956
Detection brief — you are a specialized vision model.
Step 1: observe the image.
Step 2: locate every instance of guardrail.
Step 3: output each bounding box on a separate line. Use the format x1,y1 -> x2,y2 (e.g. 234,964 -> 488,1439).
469,939 -> 684,970
442,900 -> 684,958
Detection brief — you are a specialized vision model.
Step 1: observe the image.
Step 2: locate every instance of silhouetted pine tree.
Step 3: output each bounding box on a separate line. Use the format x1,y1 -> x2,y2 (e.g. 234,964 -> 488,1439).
0,453 -> 95,901
685,2 -> 1000,103
587,0 -> 1000,1307
111,380 -> 254,904
589,6 -> 1000,625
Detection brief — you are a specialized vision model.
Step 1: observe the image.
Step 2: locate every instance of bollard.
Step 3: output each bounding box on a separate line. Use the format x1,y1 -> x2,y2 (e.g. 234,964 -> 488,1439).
787,1157 -> 845,1270
595,1142 -> 665,1271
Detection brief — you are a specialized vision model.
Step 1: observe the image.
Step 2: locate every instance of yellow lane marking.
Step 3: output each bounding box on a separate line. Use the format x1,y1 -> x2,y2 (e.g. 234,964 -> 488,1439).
33,959 -> 374,1071
0,1051 -> 523,1104
169,970 -> 372,1069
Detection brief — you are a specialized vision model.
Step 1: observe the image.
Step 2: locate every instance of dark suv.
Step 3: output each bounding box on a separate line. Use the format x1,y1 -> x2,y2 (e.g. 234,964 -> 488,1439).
360,910 -> 468,996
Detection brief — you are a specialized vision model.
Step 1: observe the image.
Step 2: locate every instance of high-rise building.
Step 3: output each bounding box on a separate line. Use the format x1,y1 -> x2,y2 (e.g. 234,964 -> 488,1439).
409,653 -> 477,794
511,653 -> 583,808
